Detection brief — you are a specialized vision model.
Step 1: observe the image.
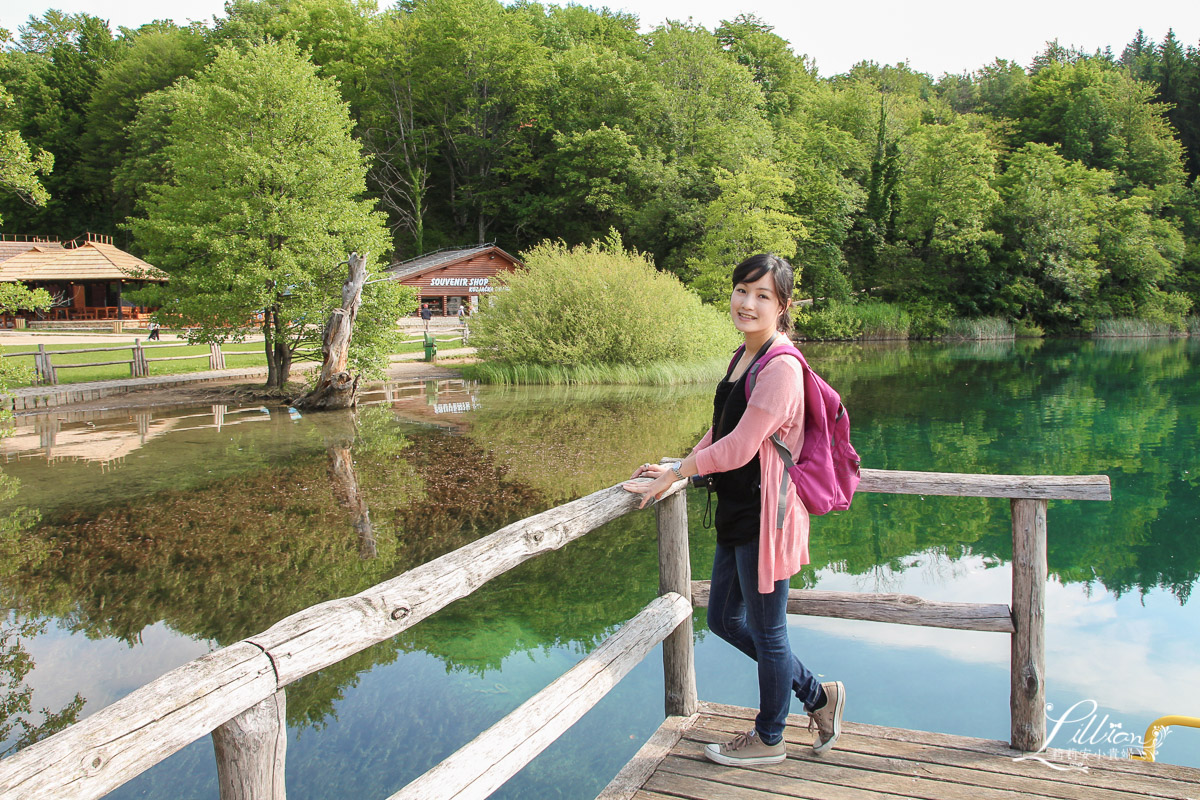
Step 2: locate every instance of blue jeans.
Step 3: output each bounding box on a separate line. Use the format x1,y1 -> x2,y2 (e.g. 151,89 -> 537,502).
707,540 -> 822,745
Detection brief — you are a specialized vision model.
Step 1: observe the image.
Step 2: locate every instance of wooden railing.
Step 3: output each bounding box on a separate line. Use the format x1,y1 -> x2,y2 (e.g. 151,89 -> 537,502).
2,341 -> 232,384
0,468 -> 1110,799
400,325 -> 471,349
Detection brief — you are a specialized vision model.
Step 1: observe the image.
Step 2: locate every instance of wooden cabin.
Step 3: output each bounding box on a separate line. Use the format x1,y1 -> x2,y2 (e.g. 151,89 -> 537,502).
0,233 -> 168,324
385,243 -> 522,316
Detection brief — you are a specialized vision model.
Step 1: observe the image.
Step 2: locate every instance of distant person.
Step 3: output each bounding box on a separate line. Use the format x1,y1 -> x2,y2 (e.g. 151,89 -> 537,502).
456,304 -> 465,322
420,303 -> 432,331
147,321 -> 161,341
624,253 -> 844,768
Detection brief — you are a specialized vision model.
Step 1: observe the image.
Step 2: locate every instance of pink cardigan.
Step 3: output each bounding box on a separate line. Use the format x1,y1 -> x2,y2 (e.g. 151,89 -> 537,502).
691,354 -> 810,593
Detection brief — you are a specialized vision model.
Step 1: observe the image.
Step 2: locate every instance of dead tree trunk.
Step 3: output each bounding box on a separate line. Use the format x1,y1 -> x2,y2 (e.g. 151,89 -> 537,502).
312,411 -> 377,558
294,252 -> 369,411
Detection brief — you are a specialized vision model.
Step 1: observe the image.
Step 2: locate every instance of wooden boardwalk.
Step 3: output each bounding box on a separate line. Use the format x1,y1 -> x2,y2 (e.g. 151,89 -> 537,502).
600,702 -> 1200,800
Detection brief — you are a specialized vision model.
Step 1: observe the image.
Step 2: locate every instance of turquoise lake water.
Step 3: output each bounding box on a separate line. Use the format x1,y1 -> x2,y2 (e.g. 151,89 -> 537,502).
0,336 -> 1196,797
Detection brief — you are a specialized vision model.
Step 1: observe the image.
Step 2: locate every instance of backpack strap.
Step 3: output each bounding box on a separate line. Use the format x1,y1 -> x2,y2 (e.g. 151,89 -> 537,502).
745,343 -> 806,527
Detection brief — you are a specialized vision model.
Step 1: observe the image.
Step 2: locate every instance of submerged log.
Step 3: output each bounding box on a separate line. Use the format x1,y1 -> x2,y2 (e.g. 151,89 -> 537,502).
294,252 -> 369,411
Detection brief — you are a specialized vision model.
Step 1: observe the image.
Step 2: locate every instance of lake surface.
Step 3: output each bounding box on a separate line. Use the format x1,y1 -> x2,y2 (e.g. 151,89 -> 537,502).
1,337 -> 1197,798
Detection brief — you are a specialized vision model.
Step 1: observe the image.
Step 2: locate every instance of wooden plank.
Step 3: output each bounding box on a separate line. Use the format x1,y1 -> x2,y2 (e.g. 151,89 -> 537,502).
682,727 -> 1138,800
0,642 -> 276,800
248,483 -> 671,686
1011,498 -> 1048,751
657,487 -> 697,716
54,359 -> 134,368
691,582 -> 1014,633
646,765 -> 894,800
390,592 -> 692,800
212,690 -> 287,800
660,751 -> 995,800
596,714 -> 697,800
697,705 -> 1200,799
858,470 -> 1111,501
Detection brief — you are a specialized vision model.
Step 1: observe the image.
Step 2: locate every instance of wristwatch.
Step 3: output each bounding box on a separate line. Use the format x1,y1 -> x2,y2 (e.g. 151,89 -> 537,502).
669,461 -> 684,481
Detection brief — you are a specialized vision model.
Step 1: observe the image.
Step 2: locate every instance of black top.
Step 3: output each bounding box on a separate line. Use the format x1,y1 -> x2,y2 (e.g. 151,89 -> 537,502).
711,368 -> 761,547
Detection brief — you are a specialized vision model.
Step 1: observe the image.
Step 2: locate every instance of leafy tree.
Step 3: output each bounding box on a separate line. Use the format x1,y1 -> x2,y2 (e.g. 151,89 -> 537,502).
128,39 -> 402,388
399,0 -> 552,245
774,110 -> 863,307
0,78 -> 53,225
1018,58 -> 1186,193
0,13 -> 118,234
887,121 -> 1000,302
80,23 -> 212,230
714,13 -> 815,122
639,21 -> 769,167
686,157 -> 807,303
992,143 -> 1111,328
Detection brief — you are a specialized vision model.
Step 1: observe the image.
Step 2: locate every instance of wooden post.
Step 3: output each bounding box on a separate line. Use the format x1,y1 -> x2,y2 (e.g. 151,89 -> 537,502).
1010,498 -> 1048,751
36,344 -> 57,385
212,690 -> 287,800
655,488 -> 697,717
138,340 -> 150,376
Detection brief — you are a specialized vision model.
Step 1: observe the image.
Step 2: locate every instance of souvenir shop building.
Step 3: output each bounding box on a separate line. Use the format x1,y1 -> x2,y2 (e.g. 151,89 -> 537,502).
384,244 -> 521,316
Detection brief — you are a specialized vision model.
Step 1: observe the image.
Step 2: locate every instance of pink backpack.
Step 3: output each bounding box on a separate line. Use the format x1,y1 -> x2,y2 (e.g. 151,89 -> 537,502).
728,342 -> 862,521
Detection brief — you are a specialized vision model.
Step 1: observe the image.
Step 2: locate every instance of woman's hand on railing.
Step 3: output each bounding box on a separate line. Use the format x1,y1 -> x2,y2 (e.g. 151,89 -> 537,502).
623,463 -> 672,509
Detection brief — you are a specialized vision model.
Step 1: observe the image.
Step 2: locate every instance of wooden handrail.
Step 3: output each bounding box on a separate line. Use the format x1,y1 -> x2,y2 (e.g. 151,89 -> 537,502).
690,581 -> 1016,633
0,483 -> 652,798
859,468 -> 1111,501
0,468 -> 1111,798
389,592 -> 692,800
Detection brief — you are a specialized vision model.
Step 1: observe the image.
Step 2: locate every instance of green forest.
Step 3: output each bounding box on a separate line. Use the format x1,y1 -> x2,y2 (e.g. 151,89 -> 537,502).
2,0 -> 1200,334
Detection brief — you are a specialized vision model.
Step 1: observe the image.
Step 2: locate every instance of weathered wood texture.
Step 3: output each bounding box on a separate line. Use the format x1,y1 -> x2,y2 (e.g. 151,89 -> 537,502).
212,690 -> 287,800
858,469 -> 1111,501
0,482 -> 654,799
246,482 -> 653,687
595,714 -> 695,800
656,487 -> 697,717
0,643 -> 277,800
1011,498 -> 1048,752
615,702 -> 1200,800
390,593 -> 693,800
294,252 -> 369,411
691,582 -> 1015,633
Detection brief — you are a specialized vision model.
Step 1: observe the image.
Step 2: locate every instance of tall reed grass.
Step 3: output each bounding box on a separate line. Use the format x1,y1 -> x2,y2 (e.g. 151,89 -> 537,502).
855,301 -> 910,340
1188,316 -> 1200,336
1093,318 -> 1176,337
462,357 -> 727,386
946,317 -> 1014,340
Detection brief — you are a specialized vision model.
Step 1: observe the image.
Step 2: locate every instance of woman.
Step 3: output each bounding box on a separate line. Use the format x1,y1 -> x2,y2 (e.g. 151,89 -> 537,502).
623,253 -> 844,767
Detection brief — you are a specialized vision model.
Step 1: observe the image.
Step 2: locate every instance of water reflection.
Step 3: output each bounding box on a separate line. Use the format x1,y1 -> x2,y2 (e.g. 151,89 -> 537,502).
0,342 -> 1198,785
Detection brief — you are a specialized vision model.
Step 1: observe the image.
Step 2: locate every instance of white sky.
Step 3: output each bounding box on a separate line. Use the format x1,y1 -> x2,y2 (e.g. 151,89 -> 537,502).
1,0 -> 1195,77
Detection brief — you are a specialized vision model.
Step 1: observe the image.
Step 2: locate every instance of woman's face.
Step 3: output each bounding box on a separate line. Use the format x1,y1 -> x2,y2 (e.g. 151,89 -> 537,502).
730,272 -> 785,338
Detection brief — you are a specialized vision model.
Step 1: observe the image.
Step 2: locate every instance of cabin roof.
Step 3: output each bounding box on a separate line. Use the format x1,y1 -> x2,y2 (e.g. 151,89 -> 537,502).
0,240 -> 168,283
0,239 -> 65,264
384,244 -> 521,281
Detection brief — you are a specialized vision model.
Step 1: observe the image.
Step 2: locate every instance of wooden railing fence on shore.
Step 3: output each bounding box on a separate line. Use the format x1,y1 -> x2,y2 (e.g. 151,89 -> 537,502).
0,468 -> 1110,800
399,325 -> 471,348
2,341 -> 230,385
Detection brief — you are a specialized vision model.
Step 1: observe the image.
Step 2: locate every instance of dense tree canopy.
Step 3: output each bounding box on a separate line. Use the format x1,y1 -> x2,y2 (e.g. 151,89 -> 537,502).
1,3 -> 1199,333
126,39 -> 408,387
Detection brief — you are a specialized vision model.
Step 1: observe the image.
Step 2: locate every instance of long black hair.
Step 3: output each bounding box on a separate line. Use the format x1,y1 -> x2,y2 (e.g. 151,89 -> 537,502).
731,253 -> 794,333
